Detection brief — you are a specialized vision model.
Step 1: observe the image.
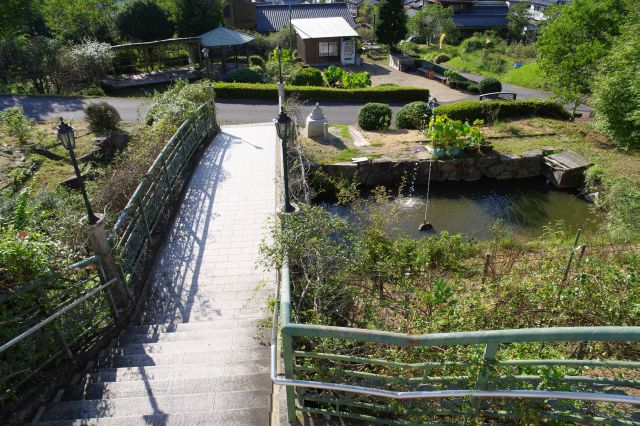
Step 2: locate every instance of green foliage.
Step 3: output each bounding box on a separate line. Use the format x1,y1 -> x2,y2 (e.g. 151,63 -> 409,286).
42,0 -> 115,42
224,68 -> 262,83
270,47 -> 295,63
507,1 -> 531,41
174,0 -> 224,37
425,114 -> 486,152
115,0 -> 174,42
395,101 -> 433,130
323,65 -> 344,87
0,227 -> 60,287
14,36 -> 65,94
0,0 -> 45,36
287,67 -> 324,87
434,99 -> 570,123
460,36 -> 484,53
478,77 -> 502,94
357,103 -> 392,131
0,107 -> 34,144
84,102 -> 121,131
76,85 -> 106,96
356,26 -> 375,43
61,40 -> 114,85
341,71 -> 372,89
265,60 -> 299,83
145,79 -> 214,136
408,4 -> 457,45
591,12 -> 640,149
375,0 -> 407,48
467,83 -> 480,94
248,55 -> 265,69
537,0 -> 628,117
213,82 -> 430,103
433,53 -> 450,64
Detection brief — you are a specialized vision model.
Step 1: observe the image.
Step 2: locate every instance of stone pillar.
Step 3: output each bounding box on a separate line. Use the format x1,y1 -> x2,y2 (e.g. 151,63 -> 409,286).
305,103 -> 328,138
87,214 -> 131,311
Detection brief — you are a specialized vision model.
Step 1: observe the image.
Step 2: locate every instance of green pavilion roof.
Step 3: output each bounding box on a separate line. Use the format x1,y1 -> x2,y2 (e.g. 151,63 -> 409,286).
200,25 -> 255,47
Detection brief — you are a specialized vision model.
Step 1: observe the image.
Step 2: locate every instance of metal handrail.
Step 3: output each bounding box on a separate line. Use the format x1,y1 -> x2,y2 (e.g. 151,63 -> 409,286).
0,278 -> 117,355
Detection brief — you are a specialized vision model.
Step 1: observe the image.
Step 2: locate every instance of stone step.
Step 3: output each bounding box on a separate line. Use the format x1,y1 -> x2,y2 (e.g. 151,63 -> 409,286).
138,307 -> 268,324
119,325 -> 261,344
125,318 -> 262,335
34,407 -> 270,425
62,373 -> 271,401
38,389 -> 271,422
94,346 -> 270,369
115,336 -> 263,356
84,358 -> 269,384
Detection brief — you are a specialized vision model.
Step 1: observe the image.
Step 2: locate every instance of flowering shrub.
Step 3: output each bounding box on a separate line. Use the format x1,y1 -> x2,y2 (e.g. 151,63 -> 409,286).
61,40 -> 114,84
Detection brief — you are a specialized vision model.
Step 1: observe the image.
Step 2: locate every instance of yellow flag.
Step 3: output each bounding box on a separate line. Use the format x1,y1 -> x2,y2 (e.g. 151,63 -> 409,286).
439,33 -> 446,49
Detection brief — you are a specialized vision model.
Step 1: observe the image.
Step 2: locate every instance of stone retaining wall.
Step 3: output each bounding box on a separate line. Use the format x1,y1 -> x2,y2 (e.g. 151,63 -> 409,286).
310,150 -> 545,187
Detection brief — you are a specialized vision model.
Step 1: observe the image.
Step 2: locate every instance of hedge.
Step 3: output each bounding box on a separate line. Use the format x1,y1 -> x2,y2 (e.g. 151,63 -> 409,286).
358,103 -> 392,130
213,82 -> 429,102
434,99 -> 571,122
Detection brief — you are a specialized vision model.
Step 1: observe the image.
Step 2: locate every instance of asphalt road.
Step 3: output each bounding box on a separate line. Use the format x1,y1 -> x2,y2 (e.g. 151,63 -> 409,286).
0,95 -> 406,125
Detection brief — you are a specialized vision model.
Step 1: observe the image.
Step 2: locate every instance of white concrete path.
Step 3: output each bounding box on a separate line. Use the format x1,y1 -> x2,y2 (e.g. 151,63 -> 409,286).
35,124 -> 278,425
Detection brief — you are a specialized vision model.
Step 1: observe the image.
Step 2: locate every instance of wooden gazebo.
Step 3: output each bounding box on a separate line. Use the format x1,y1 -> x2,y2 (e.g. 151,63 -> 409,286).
200,25 -> 255,71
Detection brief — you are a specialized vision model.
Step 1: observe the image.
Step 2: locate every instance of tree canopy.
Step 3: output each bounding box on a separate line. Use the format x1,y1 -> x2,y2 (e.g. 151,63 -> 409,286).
408,4 -> 456,45
375,0 -> 407,49
174,0 -> 224,37
507,1 -> 531,41
115,0 -> 175,42
42,0 -> 116,42
536,0 -> 627,116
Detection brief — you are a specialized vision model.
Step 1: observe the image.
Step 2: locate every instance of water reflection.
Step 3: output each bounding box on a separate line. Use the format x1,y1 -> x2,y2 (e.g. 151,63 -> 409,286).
323,178 -> 599,240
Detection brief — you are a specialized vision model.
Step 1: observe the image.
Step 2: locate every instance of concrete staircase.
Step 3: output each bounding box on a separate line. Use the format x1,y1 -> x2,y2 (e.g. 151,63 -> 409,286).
32,320 -> 272,425
32,125 -> 278,425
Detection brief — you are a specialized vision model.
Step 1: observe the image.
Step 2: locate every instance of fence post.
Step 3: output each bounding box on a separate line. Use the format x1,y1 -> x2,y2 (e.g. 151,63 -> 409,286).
87,215 -> 131,311
482,252 -> 492,283
468,342 -> 499,421
282,329 -> 297,423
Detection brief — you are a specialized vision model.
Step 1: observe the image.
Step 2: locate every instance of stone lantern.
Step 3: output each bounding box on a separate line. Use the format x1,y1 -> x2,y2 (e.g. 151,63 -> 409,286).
305,103 -> 328,138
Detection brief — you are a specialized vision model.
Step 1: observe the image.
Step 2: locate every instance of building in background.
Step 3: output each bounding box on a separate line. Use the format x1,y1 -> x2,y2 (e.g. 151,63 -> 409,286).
292,17 -> 360,65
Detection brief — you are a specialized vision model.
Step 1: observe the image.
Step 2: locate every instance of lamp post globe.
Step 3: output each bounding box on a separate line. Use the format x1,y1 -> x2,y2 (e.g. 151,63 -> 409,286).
275,108 -> 293,140
56,118 -> 100,225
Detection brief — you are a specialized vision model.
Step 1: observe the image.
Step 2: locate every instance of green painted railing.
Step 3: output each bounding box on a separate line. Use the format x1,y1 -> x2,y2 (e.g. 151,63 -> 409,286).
0,100 -> 218,405
109,100 -> 218,290
273,201 -> 640,422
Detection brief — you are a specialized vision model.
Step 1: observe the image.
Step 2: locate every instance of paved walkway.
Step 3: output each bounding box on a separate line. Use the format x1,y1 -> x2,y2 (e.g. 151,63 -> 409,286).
35,124 -> 278,425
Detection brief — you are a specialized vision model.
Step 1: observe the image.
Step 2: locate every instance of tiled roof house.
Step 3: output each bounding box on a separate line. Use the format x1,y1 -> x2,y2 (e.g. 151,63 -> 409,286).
255,3 -> 357,33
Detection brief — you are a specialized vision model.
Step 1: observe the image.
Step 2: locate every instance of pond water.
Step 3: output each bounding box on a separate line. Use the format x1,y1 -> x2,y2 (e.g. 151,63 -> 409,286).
322,177 -> 600,240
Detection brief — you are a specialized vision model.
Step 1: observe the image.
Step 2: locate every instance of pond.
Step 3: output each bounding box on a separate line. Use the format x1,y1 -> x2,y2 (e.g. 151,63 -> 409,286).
322,177 -> 600,240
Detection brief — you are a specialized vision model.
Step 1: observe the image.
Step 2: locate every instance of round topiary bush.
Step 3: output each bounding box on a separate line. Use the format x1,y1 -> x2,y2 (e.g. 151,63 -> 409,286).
357,103 -> 392,131
287,68 -> 324,86
461,37 -> 484,53
433,53 -> 451,64
479,77 -> 502,94
225,68 -> 262,83
395,101 -> 433,130
84,102 -> 121,131
248,55 -> 265,69
467,83 -> 480,94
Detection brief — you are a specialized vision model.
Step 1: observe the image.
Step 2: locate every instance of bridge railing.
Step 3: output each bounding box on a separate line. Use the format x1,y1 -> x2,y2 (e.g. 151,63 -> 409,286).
108,100 -> 218,291
0,100 -> 218,407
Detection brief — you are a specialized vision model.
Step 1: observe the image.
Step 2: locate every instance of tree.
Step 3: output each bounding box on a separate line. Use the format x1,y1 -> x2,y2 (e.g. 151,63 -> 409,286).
591,14 -> 640,149
408,4 -> 456,45
174,0 -> 224,37
0,0 -> 46,36
115,0 -> 175,42
21,37 -> 65,94
42,0 -> 116,42
507,1 -> 531,41
374,0 -> 407,49
536,0 -> 627,118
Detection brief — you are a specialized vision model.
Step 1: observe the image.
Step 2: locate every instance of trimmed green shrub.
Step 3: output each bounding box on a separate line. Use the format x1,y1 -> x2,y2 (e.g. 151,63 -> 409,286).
434,99 -> 571,122
248,55 -> 265,69
460,37 -> 484,52
357,103 -> 392,131
225,68 -> 262,84
213,82 -> 429,103
479,77 -> 502,94
395,101 -> 433,129
287,68 -> 324,87
434,53 -> 451,64
467,84 -> 480,94
84,102 -> 121,131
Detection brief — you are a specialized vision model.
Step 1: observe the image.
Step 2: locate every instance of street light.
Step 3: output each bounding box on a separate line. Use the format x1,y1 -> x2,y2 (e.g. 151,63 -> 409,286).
276,45 -> 283,83
275,108 -> 295,213
56,118 -> 100,225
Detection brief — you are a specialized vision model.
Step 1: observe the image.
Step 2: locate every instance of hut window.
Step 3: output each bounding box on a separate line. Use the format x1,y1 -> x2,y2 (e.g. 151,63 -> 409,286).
319,41 -> 338,57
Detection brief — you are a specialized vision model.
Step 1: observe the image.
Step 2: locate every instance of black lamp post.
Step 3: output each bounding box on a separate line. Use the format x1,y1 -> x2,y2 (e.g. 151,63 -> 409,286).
56,118 -> 100,225
275,108 -> 295,213
276,45 -> 283,84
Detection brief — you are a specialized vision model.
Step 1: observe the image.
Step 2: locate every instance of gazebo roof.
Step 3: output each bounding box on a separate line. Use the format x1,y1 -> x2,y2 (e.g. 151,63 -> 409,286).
200,25 -> 254,47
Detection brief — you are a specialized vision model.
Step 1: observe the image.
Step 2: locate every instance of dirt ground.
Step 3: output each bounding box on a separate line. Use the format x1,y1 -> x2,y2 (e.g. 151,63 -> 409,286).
343,58 -> 469,103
